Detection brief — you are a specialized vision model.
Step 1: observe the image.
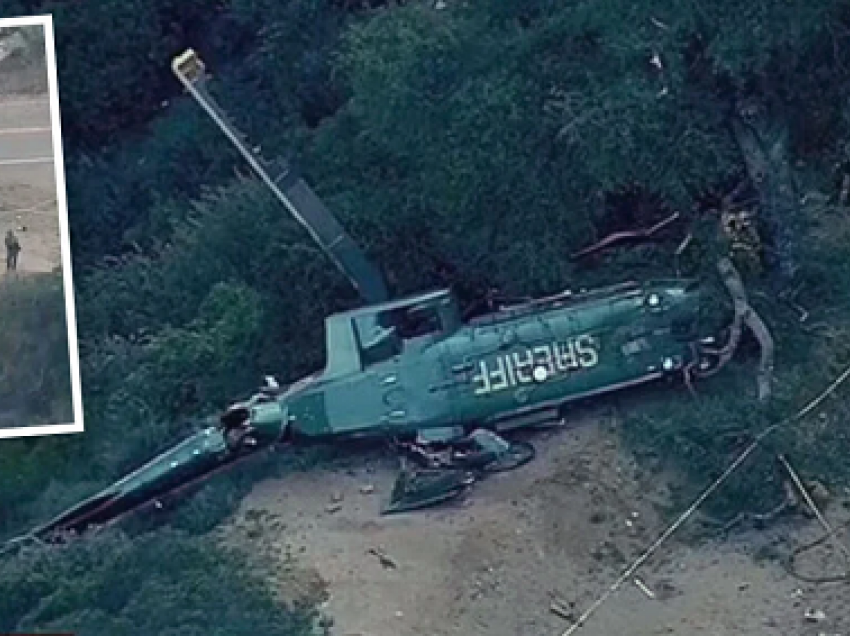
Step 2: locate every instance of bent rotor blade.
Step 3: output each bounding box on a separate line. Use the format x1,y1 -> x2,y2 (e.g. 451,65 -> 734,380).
171,49 -> 390,305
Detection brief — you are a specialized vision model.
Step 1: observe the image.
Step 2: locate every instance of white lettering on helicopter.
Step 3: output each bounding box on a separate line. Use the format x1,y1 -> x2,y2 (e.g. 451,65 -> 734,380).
472,334 -> 600,396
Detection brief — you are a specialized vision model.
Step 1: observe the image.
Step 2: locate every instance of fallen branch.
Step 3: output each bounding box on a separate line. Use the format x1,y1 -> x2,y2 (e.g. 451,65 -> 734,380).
785,299 -> 809,322
633,577 -> 656,599
649,16 -> 669,30
698,258 -> 748,373
782,517 -> 850,584
674,232 -> 692,256
779,454 -> 850,562
721,179 -> 751,210
717,479 -> 797,533
550,599 -> 574,621
729,103 -> 800,282
745,308 -> 774,402
695,257 -> 774,401
367,547 -> 398,569
570,212 -> 680,260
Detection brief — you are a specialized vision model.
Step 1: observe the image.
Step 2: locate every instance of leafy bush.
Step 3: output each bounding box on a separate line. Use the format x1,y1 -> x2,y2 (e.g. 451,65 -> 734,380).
0,273 -> 73,427
3,0 -> 850,628
0,530 -> 321,636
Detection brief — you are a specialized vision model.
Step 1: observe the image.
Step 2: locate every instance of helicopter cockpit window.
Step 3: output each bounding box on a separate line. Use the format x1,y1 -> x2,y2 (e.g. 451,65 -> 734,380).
393,304 -> 443,339
352,300 -> 449,367
355,314 -> 403,366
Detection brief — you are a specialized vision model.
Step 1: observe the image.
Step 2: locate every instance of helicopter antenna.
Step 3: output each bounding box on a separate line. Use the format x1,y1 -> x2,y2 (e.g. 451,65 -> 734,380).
171,49 -> 390,305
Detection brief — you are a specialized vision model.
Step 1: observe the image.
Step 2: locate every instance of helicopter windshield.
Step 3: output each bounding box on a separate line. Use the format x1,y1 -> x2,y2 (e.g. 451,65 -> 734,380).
354,301 -> 450,365
355,314 -> 402,366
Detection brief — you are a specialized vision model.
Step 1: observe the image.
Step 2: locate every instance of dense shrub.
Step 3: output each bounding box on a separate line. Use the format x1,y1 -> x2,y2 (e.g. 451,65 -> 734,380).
0,273 -> 73,427
3,0 -> 850,626
0,530 -> 320,635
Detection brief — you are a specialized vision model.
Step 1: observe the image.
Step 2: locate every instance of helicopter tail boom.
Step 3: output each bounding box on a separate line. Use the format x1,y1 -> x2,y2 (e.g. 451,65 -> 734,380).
27,426 -> 260,543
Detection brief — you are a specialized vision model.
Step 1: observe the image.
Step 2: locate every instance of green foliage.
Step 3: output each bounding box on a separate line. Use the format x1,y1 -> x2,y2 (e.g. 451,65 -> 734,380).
0,530 -> 320,636
79,279 -> 267,477
230,0 -> 348,127
46,0 -> 176,144
621,364 -> 780,516
38,0 -> 245,147
64,100 -> 245,263
76,180 -> 347,373
4,0 -> 850,628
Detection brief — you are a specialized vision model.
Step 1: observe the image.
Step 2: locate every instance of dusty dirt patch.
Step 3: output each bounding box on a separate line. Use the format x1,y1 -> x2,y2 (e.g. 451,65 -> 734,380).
0,94 -> 62,276
0,172 -> 62,274
219,411 -> 850,636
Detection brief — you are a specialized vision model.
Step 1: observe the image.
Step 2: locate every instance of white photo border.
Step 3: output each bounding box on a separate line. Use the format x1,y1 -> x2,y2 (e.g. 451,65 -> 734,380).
0,14 -> 84,440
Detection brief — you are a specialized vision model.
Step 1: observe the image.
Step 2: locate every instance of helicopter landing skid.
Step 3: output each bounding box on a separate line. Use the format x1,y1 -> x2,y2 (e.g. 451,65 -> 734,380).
383,429 -> 536,514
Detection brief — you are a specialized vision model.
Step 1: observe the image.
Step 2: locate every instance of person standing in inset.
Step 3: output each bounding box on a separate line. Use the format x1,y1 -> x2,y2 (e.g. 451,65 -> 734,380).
5,230 -> 21,272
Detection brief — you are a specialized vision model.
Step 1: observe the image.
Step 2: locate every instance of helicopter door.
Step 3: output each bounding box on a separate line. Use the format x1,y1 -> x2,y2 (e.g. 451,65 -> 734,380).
341,309 -> 450,438
384,303 -> 462,434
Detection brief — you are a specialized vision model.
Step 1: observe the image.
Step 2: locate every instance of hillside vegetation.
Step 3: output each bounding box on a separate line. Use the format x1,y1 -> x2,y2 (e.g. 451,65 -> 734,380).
0,273 -> 73,428
2,1 -> 850,633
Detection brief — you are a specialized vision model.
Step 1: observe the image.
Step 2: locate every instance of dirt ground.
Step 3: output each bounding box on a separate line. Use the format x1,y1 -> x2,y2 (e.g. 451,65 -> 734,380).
219,410 -> 850,636
0,93 -> 62,276
0,166 -> 62,274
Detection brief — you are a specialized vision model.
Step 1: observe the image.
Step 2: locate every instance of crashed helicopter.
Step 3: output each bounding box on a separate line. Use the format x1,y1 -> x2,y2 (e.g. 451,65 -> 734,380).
15,49 -> 767,547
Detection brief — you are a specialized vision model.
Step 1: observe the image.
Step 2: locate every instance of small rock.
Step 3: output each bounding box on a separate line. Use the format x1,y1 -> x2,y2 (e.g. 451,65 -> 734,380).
654,578 -> 678,601
360,484 -> 375,494
325,502 -> 342,514
804,608 -> 826,623
395,610 -> 404,618
331,491 -> 344,503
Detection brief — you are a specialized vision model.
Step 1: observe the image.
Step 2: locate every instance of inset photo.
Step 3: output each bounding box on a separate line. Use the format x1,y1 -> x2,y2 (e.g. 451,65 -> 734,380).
0,15 -> 81,439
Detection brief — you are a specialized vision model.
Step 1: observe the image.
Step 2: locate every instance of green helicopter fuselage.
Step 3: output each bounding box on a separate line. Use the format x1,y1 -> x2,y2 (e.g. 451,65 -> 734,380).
26,278 -> 707,542
276,278 -> 702,443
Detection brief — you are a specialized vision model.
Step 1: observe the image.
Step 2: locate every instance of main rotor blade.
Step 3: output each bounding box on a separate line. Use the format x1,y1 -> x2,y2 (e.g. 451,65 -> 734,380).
172,49 -> 389,305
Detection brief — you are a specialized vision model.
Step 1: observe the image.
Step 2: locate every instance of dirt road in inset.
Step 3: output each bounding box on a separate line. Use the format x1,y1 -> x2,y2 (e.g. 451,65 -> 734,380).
0,94 -> 62,276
